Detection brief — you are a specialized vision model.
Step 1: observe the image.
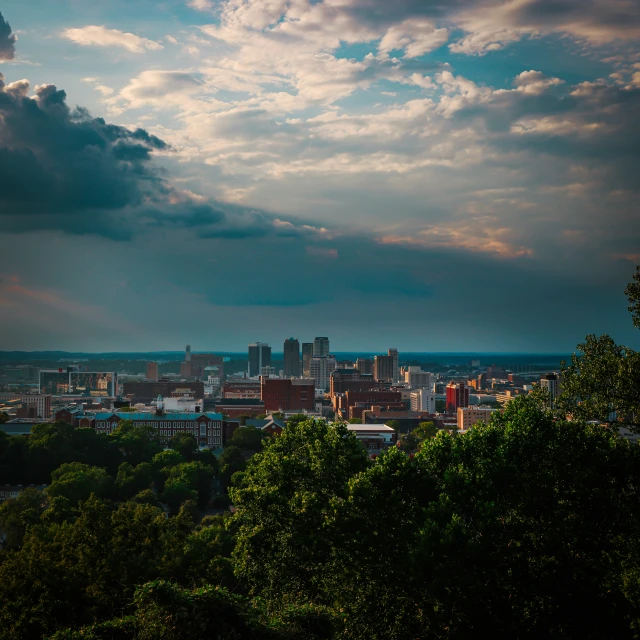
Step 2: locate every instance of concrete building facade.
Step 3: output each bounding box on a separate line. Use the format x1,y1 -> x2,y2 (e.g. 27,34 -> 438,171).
309,356 -> 337,391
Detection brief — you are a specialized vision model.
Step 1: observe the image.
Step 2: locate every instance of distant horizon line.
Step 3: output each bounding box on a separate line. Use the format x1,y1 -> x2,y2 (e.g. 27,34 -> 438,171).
0,350 -> 574,356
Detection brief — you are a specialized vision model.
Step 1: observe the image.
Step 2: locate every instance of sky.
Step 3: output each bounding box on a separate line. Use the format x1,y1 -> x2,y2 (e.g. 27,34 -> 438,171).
0,0 -> 639,353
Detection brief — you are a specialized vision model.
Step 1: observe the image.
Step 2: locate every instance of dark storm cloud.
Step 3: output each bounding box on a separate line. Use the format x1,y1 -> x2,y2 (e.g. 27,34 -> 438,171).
0,12 -> 16,61
0,70 -> 333,241
0,78 -> 167,219
0,75 -> 179,240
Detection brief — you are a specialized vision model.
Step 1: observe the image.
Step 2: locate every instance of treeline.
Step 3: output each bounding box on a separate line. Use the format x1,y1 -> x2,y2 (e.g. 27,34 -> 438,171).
2,401 -> 640,639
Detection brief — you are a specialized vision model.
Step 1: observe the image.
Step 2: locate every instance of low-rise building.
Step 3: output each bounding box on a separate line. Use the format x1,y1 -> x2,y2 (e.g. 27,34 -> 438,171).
345,423 -> 397,453
457,407 -> 498,432
0,393 -> 51,419
94,407 -> 223,448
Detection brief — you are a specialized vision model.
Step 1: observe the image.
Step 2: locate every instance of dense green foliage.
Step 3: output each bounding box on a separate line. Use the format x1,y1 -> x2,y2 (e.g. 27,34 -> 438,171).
2,404 -> 640,638
398,420 -> 438,451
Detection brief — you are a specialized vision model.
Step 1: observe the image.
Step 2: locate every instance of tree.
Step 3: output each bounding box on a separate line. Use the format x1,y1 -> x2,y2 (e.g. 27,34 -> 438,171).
625,264 -> 640,329
0,487 -> 46,551
559,334 -> 640,431
559,267 -> 640,431
231,419 -> 370,607
286,414 -> 309,429
0,432 -> 29,485
168,432 -> 199,461
115,462 -> 156,500
161,481 -> 198,515
0,411 -> 9,424
27,422 -> 121,484
167,461 -> 216,507
110,421 -> 162,466
219,445 -> 246,490
328,396 -> 640,639
413,421 -> 438,441
152,449 -> 185,470
397,431 -> 418,452
228,426 -> 267,452
47,462 -> 112,504
0,496 -> 176,639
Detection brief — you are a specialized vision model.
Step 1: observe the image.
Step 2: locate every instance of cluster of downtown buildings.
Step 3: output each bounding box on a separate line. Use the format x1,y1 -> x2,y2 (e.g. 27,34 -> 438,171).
0,340 -> 565,456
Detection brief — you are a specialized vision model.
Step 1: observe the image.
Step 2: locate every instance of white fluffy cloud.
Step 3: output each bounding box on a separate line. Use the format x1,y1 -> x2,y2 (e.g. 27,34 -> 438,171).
62,25 -> 163,53
379,19 -> 449,58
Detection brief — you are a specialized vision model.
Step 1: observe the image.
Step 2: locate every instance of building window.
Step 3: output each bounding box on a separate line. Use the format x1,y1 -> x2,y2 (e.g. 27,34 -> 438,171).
200,424 -> 206,436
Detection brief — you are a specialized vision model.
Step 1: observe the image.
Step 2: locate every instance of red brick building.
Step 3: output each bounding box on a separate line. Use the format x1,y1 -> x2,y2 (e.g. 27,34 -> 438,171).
214,398 -> 266,419
333,390 -> 404,420
261,378 -> 315,412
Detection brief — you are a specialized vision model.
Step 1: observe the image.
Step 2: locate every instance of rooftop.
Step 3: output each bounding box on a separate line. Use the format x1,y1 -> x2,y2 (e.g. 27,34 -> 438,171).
345,424 -> 396,432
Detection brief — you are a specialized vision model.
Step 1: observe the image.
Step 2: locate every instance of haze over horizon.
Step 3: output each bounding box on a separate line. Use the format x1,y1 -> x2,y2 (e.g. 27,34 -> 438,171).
0,0 -> 638,352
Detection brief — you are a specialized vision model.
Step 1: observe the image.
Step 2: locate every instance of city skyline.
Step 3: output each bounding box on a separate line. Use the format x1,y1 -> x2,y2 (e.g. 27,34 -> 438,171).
0,1 -> 638,352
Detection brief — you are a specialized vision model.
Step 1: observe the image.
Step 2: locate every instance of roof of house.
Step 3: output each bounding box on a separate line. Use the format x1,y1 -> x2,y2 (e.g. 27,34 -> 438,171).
246,416 -> 287,430
94,412 -> 223,422
346,424 -> 396,433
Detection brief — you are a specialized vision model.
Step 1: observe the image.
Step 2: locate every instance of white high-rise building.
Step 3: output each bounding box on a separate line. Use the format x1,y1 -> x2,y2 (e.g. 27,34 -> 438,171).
309,356 -> 337,391
410,388 -> 436,414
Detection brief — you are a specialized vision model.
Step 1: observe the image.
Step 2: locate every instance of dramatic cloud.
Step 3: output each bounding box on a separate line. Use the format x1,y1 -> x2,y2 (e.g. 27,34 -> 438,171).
0,12 -> 16,61
0,75 -> 168,234
62,26 -> 163,53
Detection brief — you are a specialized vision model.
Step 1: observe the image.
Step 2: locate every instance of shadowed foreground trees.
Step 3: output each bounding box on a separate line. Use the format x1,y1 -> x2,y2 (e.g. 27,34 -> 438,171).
1,404 -> 640,638
231,403 -> 640,639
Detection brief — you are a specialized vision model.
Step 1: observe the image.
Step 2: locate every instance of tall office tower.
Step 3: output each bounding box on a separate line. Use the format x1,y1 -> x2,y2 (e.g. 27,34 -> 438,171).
309,356 -> 337,391
355,358 -> 373,375
540,373 -> 562,407
302,342 -> 314,376
185,345 -> 191,362
146,362 -> 159,382
374,354 -> 395,382
313,337 -> 330,357
248,343 -> 272,378
446,380 -> 470,414
388,348 -> 399,382
283,338 -> 301,377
